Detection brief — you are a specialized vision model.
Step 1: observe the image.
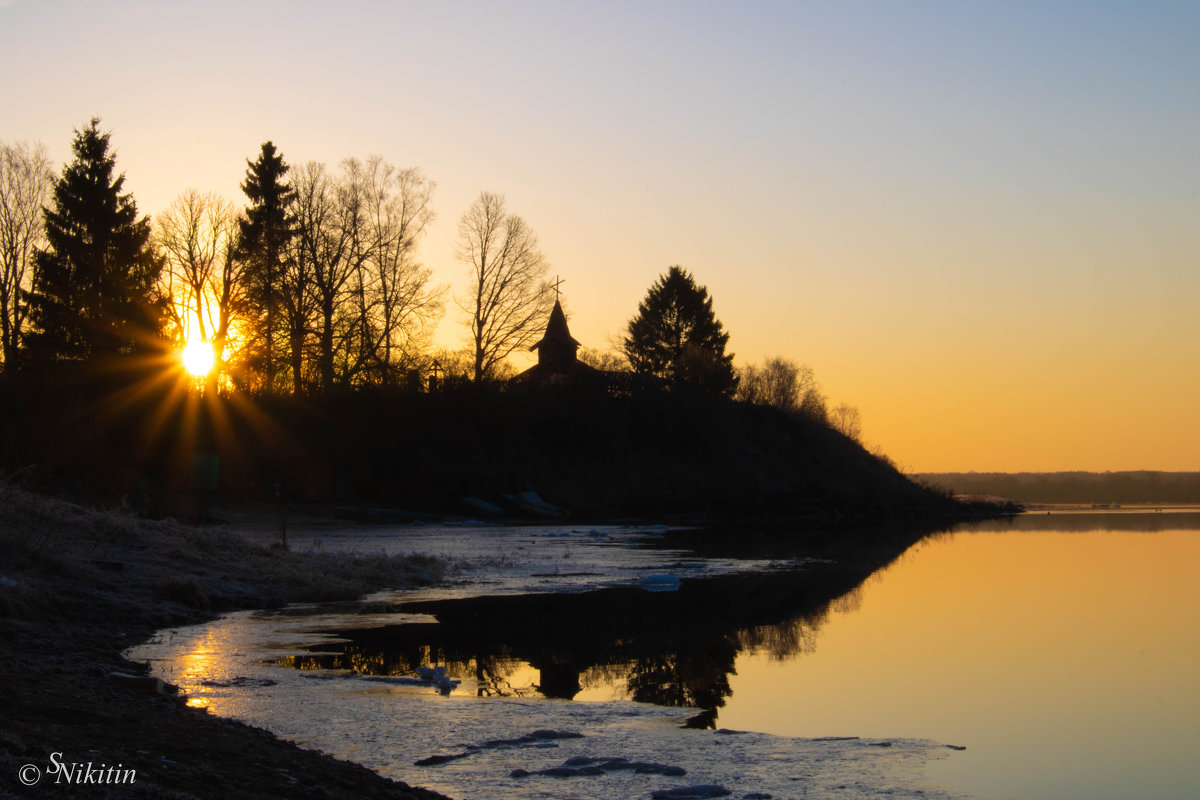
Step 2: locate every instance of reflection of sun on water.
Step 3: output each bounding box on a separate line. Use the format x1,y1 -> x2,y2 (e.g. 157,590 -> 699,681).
181,339 -> 214,377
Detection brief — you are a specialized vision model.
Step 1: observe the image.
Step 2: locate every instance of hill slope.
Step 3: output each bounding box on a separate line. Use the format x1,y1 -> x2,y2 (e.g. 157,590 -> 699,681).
4,374 -> 959,521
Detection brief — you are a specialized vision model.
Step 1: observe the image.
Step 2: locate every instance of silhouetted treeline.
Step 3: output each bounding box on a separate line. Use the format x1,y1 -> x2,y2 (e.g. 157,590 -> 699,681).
1,363 -> 956,522
918,471 -> 1200,505
0,123 -> 928,520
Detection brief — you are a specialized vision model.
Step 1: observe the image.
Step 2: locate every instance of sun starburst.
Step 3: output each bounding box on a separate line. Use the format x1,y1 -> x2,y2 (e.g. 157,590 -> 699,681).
181,339 -> 214,378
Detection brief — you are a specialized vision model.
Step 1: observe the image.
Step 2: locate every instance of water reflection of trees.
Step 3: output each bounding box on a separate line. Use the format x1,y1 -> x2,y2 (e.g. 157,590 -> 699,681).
278,643 -> 542,698
277,527 -> 934,728
737,611 -> 825,661
629,649 -> 734,728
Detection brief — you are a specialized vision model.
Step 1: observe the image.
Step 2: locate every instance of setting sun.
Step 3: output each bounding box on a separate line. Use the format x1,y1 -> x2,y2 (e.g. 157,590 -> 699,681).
181,339 -> 214,377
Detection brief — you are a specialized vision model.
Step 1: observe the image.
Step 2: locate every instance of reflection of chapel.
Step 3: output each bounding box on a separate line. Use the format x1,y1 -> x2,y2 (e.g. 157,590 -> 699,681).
512,298 -> 600,386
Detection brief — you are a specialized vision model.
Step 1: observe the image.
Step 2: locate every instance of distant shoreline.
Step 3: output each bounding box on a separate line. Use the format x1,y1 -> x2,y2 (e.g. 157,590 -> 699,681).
1014,503 -> 1200,514
919,471 -> 1200,506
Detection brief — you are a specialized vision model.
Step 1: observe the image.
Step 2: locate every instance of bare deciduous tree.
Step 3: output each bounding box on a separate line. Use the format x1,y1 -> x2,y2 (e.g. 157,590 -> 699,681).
737,356 -> 818,412
292,161 -> 356,393
829,402 -> 862,442
289,157 -> 446,393
156,190 -> 244,387
0,141 -> 53,370
799,386 -> 828,423
429,347 -> 476,385
578,346 -> 630,372
346,158 -> 443,386
457,192 -> 552,382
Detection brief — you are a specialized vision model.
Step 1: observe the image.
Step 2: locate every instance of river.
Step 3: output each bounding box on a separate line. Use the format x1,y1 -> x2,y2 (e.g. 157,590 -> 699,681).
128,510 -> 1200,799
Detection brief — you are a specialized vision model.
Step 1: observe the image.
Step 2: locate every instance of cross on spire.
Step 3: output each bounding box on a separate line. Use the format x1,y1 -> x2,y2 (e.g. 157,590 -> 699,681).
551,275 -> 565,301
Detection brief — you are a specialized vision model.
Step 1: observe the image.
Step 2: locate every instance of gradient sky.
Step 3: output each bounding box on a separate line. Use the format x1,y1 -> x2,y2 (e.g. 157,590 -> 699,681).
2,0 -> 1197,472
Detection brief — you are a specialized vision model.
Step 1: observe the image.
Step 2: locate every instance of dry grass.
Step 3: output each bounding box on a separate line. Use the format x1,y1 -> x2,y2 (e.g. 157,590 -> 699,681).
0,479 -> 450,621
0,480 -> 457,800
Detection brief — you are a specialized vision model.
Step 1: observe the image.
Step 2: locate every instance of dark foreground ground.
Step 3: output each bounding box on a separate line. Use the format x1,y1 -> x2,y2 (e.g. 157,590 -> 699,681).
0,483 -> 452,800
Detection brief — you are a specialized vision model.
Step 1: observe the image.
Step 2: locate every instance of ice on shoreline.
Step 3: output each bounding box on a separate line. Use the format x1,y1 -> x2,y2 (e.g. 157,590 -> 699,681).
129,523 -> 969,800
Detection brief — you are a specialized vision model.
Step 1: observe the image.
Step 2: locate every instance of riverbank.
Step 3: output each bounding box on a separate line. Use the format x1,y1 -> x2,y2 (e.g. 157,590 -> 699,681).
125,515 -> 975,800
0,482 -> 452,799
0,478 -> 1003,799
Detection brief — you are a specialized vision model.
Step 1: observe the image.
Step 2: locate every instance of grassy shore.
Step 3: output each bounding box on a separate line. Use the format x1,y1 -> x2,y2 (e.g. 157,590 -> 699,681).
0,481 -> 452,799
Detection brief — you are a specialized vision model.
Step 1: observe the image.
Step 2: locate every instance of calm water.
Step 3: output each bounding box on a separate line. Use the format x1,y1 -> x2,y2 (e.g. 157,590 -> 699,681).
720,511 -> 1200,799
130,512 -> 1200,799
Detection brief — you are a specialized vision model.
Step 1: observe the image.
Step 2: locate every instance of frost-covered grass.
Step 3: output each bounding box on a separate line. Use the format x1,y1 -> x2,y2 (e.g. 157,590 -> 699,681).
0,479 -> 451,620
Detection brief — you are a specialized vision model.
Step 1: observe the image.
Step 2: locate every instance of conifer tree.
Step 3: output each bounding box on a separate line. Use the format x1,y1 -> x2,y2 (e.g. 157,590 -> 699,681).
237,141 -> 295,392
623,265 -> 737,395
26,119 -> 163,363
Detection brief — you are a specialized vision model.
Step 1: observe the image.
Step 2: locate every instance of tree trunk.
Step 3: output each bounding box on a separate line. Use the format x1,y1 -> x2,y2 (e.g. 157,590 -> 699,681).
290,327 -> 304,396
320,297 -> 335,393
0,305 -> 13,370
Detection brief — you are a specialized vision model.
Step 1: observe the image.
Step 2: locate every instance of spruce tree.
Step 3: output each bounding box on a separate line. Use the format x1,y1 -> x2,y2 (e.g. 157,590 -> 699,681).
623,265 -> 737,395
237,141 -> 295,393
27,118 -> 163,363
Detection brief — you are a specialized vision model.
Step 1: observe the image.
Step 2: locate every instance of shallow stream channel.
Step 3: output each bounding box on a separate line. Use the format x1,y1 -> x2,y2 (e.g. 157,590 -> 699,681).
129,520 -> 1014,800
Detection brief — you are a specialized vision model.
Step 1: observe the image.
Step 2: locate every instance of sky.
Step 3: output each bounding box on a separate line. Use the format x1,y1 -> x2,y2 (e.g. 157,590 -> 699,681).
2,0 -> 1197,473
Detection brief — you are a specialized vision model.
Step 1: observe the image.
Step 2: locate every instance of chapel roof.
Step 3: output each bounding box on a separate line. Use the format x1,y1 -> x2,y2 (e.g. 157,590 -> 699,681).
532,300 -> 581,351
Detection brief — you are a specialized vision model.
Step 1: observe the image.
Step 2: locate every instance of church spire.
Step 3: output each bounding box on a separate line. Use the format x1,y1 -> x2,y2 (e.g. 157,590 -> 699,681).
532,299 -> 581,368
